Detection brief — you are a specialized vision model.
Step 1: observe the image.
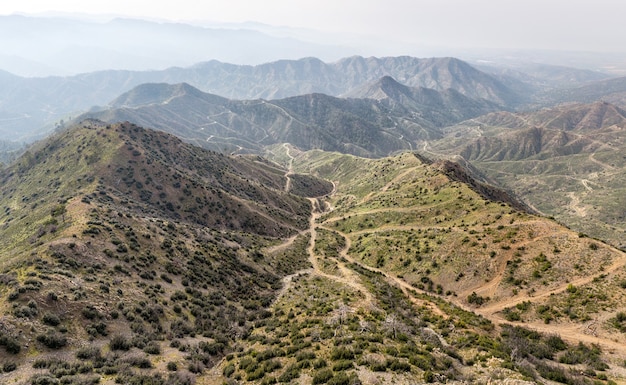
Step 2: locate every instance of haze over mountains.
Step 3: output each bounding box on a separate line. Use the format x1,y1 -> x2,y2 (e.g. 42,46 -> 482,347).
4,12 -> 626,384
2,53 -> 624,144
0,15 -> 351,76
3,14 -> 626,78
0,55 -> 518,142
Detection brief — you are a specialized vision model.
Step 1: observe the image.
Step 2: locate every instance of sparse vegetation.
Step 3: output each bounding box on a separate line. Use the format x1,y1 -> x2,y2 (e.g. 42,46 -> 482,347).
0,122 -> 624,384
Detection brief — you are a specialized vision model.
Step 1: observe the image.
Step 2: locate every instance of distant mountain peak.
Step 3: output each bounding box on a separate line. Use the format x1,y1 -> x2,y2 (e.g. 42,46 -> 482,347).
108,82 -> 226,109
377,75 -> 400,85
347,75 -> 411,100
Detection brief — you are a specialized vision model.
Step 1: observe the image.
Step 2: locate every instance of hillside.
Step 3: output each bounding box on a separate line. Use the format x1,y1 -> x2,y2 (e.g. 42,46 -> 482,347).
334,56 -> 518,106
229,148 -> 626,385
81,81 -> 500,157
468,101 -> 626,134
427,101 -> 626,248
475,62 -> 612,106
0,121 -> 336,384
3,123 -> 626,384
84,84 -> 420,157
345,76 -> 501,127
0,139 -> 24,166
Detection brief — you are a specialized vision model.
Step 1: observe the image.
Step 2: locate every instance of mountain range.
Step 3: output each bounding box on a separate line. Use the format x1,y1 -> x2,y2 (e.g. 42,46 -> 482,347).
78,79 -> 499,157
1,54 -> 620,146
0,55 -> 520,142
4,51 -> 626,385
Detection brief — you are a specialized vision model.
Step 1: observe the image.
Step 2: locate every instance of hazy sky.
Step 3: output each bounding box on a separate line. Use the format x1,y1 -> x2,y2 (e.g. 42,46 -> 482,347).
2,0 -> 626,52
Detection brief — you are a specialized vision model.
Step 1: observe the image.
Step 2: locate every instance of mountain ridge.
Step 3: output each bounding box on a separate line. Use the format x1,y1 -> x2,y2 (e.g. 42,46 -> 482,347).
0,55 -> 516,142
81,81 -> 500,157
546,75 -> 626,107
346,75 -> 501,125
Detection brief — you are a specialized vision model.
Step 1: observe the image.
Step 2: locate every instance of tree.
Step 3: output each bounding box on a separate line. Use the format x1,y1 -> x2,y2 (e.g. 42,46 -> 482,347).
383,314 -> 406,339
51,203 -> 67,222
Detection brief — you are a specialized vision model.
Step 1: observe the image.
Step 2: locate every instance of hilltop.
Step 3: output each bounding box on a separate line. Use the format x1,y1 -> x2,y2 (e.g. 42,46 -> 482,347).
0,121 -> 333,383
345,76 -> 500,127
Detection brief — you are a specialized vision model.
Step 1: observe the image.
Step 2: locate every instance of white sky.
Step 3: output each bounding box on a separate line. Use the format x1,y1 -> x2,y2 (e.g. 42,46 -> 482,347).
2,0 -> 626,52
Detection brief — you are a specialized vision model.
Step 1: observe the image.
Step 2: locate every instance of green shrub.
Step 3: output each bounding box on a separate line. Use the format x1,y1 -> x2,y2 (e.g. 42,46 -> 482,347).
126,355 -> 153,368
261,376 -> 278,385
331,360 -> 353,371
263,360 -> 282,373
467,292 -> 489,306
388,359 -> 411,372
313,358 -> 328,369
29,374 -> 60,385
76,346 -> 101,360
247,367 -> 267,381
296,350 -> 316,361
333,372 -> 362,385
503,309 -> 521,321
0,334 -> 21,354
277,364 -> 300,383
239,356 -> 257,373
330,347 -> 354,360
143,341 -> 161,355
36,332 -> 67,349
42,313 -> 61,326
223,363 -> 235,377
312,368 -> 334,385
81,306 -> 100,320
545,335 -> 567,351
534,361 -> 569,383
109,334 -> 131,351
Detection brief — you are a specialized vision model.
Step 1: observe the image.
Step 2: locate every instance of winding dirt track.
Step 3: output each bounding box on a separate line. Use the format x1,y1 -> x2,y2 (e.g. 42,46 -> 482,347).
306,198 -> 375,309
270,146 -> 626,357
268,145 -> 375,308
325,207 -> 626,355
